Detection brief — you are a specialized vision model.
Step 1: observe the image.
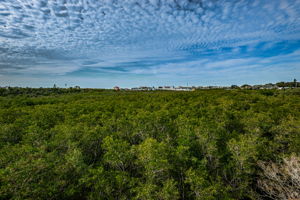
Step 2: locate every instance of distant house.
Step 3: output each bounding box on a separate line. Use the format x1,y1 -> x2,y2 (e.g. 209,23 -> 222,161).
263,83 -> 278,89
157,86 -> 172,90
113,86 -> 120,91
139,86 -> 153,91
241,84 -> 252,89
252,85 -> 262,90
131,86 -> 152,91
175,86 -> 193,91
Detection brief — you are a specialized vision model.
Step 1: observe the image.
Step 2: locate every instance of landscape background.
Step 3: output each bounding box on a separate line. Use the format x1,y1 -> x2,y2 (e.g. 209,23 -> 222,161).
1,0 -> 300,199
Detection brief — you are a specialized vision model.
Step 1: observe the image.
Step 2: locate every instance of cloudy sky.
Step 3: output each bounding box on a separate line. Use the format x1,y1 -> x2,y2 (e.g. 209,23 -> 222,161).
0,0 -> 300,88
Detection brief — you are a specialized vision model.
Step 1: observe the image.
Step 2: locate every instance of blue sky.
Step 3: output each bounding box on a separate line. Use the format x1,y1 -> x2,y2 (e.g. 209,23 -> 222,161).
0,0 -> 300,88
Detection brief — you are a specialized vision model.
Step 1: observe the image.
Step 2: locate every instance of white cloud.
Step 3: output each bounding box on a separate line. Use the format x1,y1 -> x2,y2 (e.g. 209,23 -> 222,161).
0,0 -> 299,84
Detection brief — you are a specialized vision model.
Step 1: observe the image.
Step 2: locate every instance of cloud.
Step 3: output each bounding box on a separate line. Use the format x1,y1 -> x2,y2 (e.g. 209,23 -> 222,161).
127,48 -> 300,78
0,0 -> 299,87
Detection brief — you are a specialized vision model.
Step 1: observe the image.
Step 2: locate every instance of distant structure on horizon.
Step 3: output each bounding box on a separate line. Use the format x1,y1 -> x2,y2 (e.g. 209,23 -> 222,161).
131,86 -> 196,91
115,79 -> 300,91
113,86 -> 120,91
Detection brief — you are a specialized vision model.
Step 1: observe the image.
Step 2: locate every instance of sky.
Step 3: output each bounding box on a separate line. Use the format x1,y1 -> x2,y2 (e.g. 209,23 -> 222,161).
0,0 -> 300,88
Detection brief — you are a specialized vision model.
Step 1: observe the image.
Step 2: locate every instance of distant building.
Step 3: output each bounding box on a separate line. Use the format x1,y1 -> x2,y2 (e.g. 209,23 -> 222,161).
131,86 -> 153,91
175,86 -> 193,91
139,86 -> 153,91
113,86 -> 120,91
241,84 -> 252,89
252,85 -> 262,90
263,83 -> 278,89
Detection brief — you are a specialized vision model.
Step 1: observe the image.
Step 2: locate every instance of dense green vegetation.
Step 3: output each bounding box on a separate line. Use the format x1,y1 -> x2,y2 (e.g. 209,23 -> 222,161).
0,89 -> 299,199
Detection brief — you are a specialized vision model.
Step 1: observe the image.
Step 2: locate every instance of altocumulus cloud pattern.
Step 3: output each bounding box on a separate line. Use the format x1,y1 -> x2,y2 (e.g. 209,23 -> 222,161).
0,0 -> 300,87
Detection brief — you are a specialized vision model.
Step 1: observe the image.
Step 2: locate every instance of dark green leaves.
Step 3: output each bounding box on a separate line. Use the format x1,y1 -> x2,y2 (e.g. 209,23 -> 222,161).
0,89 -> 299,199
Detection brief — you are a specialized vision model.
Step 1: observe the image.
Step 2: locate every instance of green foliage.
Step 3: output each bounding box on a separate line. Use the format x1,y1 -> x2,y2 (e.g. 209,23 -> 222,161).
135,138 -> 171,181
102,136 -> 132,171
0,89 -> 299,199
185,167 -> 218,200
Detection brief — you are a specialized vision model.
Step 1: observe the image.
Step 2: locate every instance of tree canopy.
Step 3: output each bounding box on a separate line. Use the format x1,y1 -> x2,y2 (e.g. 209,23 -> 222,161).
0,89 -> 299,199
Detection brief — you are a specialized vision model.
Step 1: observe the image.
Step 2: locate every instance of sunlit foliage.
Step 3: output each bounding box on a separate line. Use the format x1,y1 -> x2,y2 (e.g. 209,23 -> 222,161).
0,89 -> 299,199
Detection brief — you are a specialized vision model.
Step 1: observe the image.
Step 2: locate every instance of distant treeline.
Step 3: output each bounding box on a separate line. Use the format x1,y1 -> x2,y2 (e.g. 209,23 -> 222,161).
233,80 -> 300,90
0,87 -> 107,97
275,81 -> 300,87
1,80 -> 299,96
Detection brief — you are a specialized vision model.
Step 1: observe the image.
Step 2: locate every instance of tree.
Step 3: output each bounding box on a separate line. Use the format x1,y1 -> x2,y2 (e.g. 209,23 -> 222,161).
102,136 -> 133,171
231,85 -> 239,89
135,138 -> 170,181
185,167 -> 218,200
258,155 -> 300,200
